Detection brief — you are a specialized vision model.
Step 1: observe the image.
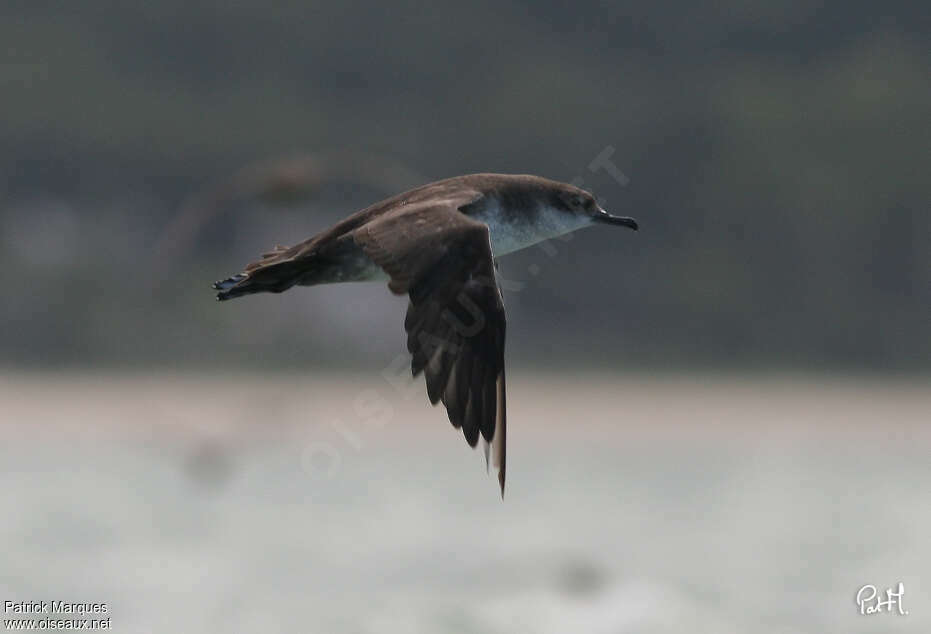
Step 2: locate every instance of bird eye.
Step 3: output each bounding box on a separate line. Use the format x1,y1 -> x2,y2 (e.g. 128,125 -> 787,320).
572,196 -> 583,208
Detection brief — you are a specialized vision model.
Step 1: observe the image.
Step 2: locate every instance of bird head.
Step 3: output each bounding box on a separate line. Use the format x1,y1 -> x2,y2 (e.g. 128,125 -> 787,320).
553,185 -> 638,231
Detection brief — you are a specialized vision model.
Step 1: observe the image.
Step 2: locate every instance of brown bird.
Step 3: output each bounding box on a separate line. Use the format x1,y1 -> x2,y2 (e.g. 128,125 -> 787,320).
212,174 -> 638,494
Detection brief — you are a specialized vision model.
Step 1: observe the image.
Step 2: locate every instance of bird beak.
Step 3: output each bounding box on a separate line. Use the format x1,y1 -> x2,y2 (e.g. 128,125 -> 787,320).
592,209 -> 638,230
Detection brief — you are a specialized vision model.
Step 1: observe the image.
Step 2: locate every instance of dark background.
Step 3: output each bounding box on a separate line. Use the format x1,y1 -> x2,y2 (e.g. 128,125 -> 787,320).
2,0 -> 928,371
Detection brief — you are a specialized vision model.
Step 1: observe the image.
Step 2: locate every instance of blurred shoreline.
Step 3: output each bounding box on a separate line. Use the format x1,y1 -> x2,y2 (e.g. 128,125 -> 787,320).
2,370 -> 928,438
1,371 -> 928,633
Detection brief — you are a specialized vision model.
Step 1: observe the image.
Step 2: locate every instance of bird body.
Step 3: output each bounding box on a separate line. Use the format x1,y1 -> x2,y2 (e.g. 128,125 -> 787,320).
213,173 -> 638,494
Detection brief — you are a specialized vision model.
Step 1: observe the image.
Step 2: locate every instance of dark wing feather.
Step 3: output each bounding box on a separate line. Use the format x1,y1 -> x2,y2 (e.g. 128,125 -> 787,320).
353,194 -> 508,495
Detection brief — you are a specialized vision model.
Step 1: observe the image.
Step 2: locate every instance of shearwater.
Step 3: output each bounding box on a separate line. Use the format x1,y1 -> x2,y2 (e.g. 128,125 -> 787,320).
212,173 -> 638,495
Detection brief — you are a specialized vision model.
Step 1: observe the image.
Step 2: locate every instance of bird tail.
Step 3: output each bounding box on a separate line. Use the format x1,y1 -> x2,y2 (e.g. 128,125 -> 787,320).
212,245 -> 300,301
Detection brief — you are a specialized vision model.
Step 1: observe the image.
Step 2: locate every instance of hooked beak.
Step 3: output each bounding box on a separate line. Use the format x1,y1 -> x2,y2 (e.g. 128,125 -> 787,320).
592,209 -> 638,230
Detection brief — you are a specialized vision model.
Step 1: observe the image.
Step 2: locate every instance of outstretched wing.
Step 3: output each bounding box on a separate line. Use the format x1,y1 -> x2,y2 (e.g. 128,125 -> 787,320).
353,194 -> 508,494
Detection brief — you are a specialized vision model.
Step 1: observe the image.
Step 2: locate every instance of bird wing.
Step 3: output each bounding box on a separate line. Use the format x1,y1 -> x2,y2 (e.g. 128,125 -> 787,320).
352,194 -> 508,495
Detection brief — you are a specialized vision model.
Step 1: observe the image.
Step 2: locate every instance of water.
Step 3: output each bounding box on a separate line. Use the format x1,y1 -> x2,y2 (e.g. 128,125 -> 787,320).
0,372 -> 927,632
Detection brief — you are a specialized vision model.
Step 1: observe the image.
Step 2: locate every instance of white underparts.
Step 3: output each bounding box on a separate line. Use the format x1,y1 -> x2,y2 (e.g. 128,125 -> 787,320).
478,202 -> 592,258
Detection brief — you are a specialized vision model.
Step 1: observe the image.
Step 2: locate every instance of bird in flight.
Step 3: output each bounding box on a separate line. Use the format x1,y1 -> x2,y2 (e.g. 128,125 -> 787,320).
212,173 -> 638,495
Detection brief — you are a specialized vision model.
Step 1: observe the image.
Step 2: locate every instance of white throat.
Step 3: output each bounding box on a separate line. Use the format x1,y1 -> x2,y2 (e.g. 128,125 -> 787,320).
478,201 -> 592,257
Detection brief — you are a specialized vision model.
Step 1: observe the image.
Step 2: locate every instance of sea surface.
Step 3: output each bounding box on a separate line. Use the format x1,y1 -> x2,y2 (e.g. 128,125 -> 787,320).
0,372 -> 928,633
